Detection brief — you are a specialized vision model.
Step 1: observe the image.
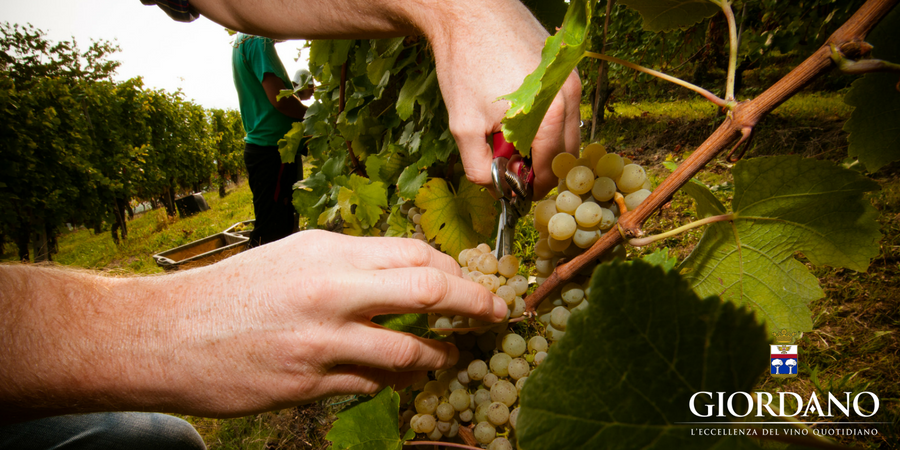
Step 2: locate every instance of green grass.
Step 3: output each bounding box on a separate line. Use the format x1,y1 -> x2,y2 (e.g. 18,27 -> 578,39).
2,184 -> 255,273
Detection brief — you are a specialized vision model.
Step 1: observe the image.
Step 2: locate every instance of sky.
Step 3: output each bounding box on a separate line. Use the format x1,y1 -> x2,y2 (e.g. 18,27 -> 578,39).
1,0 -> 309,110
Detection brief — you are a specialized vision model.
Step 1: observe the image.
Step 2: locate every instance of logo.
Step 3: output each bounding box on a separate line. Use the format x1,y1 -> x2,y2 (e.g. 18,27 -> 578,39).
771,329 -> 798,378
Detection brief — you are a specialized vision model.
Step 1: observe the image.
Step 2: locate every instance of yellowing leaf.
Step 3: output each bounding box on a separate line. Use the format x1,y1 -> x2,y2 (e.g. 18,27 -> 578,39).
415,178 -> 497,259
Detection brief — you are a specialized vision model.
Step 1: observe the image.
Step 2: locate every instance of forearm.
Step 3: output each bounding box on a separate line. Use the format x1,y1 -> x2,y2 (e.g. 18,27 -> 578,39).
277,95 -> 307,120
0,265 -> 175,422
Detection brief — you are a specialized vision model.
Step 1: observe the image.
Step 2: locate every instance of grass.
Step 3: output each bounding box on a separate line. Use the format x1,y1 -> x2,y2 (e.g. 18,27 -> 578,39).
2,183 -> 256,273
9,92 -> 898,449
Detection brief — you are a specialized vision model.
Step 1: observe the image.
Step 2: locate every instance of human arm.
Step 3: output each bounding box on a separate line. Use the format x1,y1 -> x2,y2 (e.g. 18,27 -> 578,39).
189,0 -> 581,198
0,230 -> 507,423
261,72 -> 307,119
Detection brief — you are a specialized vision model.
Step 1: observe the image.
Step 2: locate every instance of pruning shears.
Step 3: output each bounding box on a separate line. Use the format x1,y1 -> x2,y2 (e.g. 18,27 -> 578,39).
490,132 -> 533,259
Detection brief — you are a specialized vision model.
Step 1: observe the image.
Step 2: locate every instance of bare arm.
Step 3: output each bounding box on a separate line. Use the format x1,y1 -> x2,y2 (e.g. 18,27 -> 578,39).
190,0 -> 581,198
0,231 -> 507,422
262,72 -> 307,119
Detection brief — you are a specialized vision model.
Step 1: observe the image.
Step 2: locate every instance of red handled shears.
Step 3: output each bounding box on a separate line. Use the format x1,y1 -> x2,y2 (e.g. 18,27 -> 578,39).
490,132 -> 533,258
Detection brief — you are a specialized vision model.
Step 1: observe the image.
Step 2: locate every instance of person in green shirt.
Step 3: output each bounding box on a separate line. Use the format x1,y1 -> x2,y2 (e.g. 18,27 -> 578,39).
232,33 -> 310,247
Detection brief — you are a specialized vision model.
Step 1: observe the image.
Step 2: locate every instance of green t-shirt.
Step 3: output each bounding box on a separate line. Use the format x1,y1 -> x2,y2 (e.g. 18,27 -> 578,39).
232,34 -> 296,147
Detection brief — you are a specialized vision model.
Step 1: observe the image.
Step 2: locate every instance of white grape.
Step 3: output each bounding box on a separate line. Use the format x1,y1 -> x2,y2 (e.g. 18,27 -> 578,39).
598,207 -> 617,231
509,407 -> 520,430
555,190 -> 582,214
534,199 -> 557,228
474,422 -> 496,445
467,360 -> 488,381
548,213 -> 577,240
581,142 -> 607,167
511,297 -> 526,318
482,372 -> 498,388
476,253 -> 499,275
501,333 -> 527,357
548,237 -> 571,253
459,408 -> 474,423
489,352 -> 512,377
551,152 -> 577,179
574,202 -> 602,228
595,153 -> 624,179
489,437 -> 513,450
495,285 -> 516,305
474,388 -> 492,406
617,164 -> 647,193
591,176 -> 617,202
561,282 -> 585,306
625,189 -> 652,211
449,389 -> 470,411
497,254 -> 519,278
486,402 -> 510,426
572,227 -> 600,249
550,306 -> 571,331
534,239 -> 554,259
507,357 -> 530,380
527,336 -> 549,353
412,413 -> 436,433
507,275 -> 528,296
534,351 -> 548,365
535,258 -> 557,277
415,392 -> 439,414
565,166 -> 595,195
490,380 -> 518,406
436,402 -> 455,422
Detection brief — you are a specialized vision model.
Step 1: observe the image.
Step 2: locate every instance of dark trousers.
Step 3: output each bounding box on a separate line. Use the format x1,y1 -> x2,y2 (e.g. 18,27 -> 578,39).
244,143 -> 299,248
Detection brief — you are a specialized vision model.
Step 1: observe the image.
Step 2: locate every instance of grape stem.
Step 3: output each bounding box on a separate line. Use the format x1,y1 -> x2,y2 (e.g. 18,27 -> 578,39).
627,213 -> 734,247
523,0 -> 899,313
711,0 -> 740,103
584,51 -> 730,109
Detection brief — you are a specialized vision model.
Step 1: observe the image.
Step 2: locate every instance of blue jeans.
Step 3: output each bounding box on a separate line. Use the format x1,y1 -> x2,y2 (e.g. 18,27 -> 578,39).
0,412 -> 206,450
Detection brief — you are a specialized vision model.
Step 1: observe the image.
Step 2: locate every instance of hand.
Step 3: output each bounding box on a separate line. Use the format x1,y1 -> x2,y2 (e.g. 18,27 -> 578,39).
424,1 -> 582,199
188,0 -> 581,200
150,230 -> 507,417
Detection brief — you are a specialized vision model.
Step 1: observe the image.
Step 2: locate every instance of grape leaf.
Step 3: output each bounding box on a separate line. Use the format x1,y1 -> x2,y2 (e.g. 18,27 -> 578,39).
619,0 -> 721,32
415,178 -> 497,260
326,387 -> 414,450
277,122 -> 305,164
396,68 -> 437,121
338,174 -> 389,230
678,156 -> 881,333
397,165 -> 428,200
640,247 -> 678,271
372,313 -> 435,338
843,5 -> 900,173
384,204 -> 415,238
500,0 -> 595,157
518,261 -> 768,450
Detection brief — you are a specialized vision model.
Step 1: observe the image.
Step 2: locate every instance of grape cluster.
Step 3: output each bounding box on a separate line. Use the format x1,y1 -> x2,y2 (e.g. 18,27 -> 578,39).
398,202 -> 442,250
532,143 -> 653,340
399,244 -> 543,448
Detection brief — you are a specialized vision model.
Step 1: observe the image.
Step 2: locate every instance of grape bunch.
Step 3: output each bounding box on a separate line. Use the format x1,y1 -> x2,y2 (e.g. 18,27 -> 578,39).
399,244 -> 544,449
531,143 -> 653,340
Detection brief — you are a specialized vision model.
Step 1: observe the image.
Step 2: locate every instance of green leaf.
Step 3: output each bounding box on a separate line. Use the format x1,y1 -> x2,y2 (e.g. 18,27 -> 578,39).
323,155 -> 347,181
277,122 -> 305,164
396,68 -> 437,121
326,387 -> 409,450
338,174 -> 389,229
385,204 -> 415,238
843,6 -> 900,173
366,154 -> 387,184
619,0 -> 721,32
500,0 -> 595,157
372,313 -> 434,338
396,165 -> 428,200
518,260 -> 768,450
679,156 -> 882,333
639,247 -> 678,271
415,178 -> 498,260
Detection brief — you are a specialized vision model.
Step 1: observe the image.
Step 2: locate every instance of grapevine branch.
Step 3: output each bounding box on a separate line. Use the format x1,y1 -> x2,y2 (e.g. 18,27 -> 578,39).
524,0 -> 899,312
